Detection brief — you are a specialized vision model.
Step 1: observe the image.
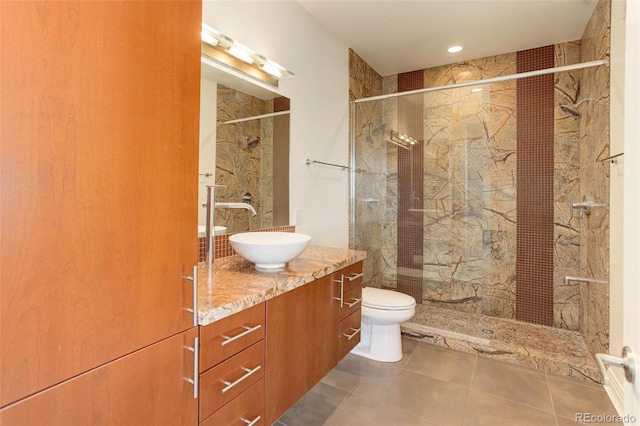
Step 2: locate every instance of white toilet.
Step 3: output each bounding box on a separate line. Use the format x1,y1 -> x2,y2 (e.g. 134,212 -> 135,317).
351,287 -> 416,362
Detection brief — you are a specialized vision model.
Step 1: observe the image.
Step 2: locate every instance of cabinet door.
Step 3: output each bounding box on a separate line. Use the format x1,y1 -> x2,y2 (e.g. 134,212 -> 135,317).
265,275 -> 339,424
0,1 -> 201,406
0,328 -> 199,425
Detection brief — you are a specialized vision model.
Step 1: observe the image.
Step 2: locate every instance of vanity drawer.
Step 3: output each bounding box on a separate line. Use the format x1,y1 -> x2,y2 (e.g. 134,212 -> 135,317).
200,303 -> 265,372
338,309 -> 362,360
340,284 -> 362,321
200,379 -> 265,426
199,340 -> 265,420
336,261 -> 364,293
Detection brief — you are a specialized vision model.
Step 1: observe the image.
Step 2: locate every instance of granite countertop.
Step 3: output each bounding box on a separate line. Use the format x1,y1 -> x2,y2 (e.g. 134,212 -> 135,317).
196,245 -> 367,326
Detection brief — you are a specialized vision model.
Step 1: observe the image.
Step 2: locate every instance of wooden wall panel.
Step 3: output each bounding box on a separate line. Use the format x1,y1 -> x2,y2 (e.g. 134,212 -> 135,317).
0,1 -> 201,406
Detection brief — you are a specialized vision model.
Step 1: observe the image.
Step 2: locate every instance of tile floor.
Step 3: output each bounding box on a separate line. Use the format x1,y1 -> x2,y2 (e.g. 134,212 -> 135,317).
276,339 -> 620,426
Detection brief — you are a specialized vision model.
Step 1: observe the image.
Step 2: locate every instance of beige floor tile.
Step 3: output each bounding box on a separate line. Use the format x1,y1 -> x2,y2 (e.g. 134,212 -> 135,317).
278,381 -> 350,426
405,342 -> 477,386
321,354 -> 376,392
548,375 -> 618,420
471,356 -> 554,413
322,353 -> 404,402
398,337 -> 420,366
383,370 -> 469,425
323,393 -> 381,426
351,362 -> 403,403
464,389 -> 557,426
369,404 -> 438,426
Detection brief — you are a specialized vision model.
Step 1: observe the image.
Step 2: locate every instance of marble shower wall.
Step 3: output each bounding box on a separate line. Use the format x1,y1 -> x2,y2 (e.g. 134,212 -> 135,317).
579,0 -> 611,355
216,85 -> 271,232
349,51 -> 386,288
349,0 -> 610,339
418,55 -> 518,319
554,42 -> 582,330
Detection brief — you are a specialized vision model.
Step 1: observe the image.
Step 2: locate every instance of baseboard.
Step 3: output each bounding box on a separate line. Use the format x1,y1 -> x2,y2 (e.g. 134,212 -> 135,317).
603,368 -> 625,415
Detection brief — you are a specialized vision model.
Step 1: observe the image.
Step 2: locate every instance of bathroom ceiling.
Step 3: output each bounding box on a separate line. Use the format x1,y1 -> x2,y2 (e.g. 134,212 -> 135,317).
297,0 -> 599,76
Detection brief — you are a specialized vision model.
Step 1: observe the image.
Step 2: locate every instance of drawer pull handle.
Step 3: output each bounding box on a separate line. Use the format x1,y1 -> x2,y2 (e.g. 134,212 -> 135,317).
241,416 -> 261,426
345,297 -> 362,308
347,272 -> 364,282
220,324 -> 262,347
221,365 -> 261,394
343,327 -> 362,341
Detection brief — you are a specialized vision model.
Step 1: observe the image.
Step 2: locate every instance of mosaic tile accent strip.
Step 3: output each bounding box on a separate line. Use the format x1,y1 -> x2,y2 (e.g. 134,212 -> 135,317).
397,70 -> 424,303
515,46 -> 555,327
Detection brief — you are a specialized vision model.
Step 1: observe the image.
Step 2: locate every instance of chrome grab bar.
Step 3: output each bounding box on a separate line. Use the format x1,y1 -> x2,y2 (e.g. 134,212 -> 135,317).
220,324 -> 262,347
221,365 -> 261,394
595,347 -> 636,385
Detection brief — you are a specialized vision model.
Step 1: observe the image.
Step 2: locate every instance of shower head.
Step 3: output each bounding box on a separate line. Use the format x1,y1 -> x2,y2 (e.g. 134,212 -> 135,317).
371,122 -> 387,135
362,120 -> 387,140
560,98 -> 592,119
247,136 -> 260,148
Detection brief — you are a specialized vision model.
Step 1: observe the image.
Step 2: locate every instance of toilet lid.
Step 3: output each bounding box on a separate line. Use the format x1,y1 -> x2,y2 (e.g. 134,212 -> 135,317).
362,287 -> 416,310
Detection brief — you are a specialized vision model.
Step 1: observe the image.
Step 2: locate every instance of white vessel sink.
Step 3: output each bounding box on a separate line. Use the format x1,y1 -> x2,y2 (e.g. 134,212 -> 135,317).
197,225 -> 227,238
228,232 -> 312,269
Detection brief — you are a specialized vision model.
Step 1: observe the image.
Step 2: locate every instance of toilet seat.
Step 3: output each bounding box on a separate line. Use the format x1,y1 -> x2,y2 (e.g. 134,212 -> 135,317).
362,287 -> 416,311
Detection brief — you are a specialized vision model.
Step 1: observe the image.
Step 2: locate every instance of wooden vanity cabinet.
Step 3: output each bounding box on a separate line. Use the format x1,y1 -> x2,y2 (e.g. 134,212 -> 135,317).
199,303 -> 266,425
265,261 -> 364,424
265,274 -> 339,424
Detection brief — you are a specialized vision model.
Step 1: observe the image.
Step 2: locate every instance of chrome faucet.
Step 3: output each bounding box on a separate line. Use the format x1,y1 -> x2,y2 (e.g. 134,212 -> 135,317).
215,202 -> 257,216
204,185 -> 226,268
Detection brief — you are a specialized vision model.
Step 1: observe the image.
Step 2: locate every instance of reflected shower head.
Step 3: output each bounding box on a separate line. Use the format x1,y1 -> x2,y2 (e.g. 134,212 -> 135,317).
560,98 -> 592,119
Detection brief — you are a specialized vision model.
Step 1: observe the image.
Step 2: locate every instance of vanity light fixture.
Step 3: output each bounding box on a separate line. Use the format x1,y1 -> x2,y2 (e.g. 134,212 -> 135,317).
447,45 -> 463,53
471,87 -> 483,93
201,23 -> 294,85
227,42 -> 255,64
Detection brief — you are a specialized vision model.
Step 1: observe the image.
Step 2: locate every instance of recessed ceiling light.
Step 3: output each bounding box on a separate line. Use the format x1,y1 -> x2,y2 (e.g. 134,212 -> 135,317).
447,45 -> 463,53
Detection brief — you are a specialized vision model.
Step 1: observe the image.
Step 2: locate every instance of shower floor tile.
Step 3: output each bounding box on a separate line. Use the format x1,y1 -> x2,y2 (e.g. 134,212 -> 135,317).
401,304 -> 602,383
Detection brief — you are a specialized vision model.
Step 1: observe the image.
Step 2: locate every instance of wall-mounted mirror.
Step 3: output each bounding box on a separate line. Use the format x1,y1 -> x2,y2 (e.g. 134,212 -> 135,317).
199,56 -> 290,237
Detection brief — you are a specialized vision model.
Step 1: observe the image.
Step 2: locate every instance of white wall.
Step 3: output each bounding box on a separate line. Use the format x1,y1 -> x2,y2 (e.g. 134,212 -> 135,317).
202,1 -> 351,248
199,78 -> 217,227
609,0 -> 625,393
